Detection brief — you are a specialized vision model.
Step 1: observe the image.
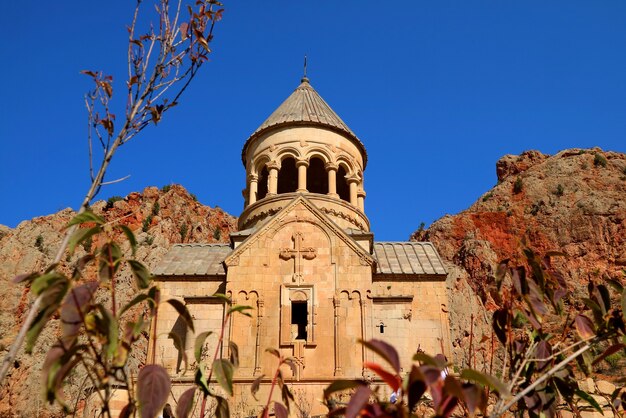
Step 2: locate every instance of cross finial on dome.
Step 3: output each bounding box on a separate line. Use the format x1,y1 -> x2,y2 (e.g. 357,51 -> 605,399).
301,55 -> 309,83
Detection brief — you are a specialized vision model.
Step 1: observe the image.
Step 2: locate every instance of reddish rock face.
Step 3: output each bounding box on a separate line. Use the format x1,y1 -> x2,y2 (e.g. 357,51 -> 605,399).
412,148 -> 626,365
0,185 -> 237,417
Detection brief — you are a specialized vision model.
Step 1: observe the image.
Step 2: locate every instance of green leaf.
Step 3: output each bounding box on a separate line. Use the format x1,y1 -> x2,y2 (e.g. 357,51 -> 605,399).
412,352 -> 440,366
96,304 -> 119,359
227,304 -> 253,317
26,279 -> 69,353
31,272 -> 67,296
212,293 -> 232,305
128,260 -> 152,289
66,211 -> 105,228
176,387 -> 196,418
575,389 -> 604,415
12,271 -> 40,284
360,339 -> 400,373
606,278 -> 623,293
120,294 -> 151,317
195,367 -> 210,396
213,359 -> 234,396
99,242 -> 122,281
166,299 -> 194,332
460,369 -> 510,398
194,331 -> 212,363
118,225 -> 137,255
68,226 -> 101,254
137,365 -> 171,418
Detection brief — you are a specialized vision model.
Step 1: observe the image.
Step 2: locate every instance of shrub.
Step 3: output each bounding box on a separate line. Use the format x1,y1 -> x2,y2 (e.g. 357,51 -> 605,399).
213,228 -> 221,241
152,201 -> 160,216
35,235 -> 44,252
161,184 -> 172,193
106,195 -> 124,209
190,193 -> 198,201
145,235 -> 154,246
513,177 -> 523,194
142,214 -> 153,232
179,223 -> 188,241
594,153 -> 607,167
554,184 -> 564,196
482,191 -> 494,202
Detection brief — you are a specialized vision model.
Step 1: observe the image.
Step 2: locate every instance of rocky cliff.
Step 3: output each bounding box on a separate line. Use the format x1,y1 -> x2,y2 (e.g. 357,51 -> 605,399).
0,185 -> 237,417
412,148 -> 626,367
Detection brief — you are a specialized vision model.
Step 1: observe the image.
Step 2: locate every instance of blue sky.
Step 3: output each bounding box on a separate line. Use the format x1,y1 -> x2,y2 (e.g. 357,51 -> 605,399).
1,1 -> 625,240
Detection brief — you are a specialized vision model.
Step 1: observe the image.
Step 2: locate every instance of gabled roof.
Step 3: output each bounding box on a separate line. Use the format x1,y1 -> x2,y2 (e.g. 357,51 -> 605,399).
242,78 -> 367,167
153,244 -> 231,276
224,194 -> 375,268
373,242 -> 447,276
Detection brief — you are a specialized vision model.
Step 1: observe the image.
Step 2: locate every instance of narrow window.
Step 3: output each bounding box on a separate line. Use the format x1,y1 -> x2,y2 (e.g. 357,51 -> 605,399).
337,165 -> 350,202
307,157 -> 328,194
257,166 -> 269,200
378,322 -> 386,334
277,157 -> 297,194
291,301 -> 308,340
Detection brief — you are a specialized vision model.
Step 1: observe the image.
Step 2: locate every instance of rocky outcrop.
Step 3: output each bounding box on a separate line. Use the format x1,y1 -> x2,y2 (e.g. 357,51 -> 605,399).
0,185 -> 237,417
412,148 -> 626,367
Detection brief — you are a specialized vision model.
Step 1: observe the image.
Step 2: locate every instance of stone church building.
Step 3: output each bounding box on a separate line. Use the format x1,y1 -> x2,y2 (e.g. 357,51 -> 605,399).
151,77 -> 450,414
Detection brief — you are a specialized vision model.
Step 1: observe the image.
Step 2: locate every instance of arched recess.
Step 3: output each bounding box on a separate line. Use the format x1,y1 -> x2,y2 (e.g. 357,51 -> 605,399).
337,164 -> 350,202
257,165 -> 269,200
277,157 -> 297,194
307,157 -> 328,194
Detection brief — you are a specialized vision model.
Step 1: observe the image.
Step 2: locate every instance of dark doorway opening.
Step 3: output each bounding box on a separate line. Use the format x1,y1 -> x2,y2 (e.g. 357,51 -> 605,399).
291,301 -> 308,340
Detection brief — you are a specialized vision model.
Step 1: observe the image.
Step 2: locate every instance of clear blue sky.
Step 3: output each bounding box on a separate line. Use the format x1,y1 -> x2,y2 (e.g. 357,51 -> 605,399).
1,2 -> 625,240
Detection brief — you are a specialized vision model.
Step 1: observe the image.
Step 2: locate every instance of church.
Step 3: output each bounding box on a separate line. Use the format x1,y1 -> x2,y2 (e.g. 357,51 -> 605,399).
151,76 -> 451,414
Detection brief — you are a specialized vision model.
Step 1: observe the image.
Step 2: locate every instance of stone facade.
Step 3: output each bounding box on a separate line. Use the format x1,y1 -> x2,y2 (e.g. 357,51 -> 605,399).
150,78 -> 450,416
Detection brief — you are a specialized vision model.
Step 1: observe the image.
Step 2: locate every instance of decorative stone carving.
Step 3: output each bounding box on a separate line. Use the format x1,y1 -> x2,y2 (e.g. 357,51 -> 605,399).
279,232 -> 317,283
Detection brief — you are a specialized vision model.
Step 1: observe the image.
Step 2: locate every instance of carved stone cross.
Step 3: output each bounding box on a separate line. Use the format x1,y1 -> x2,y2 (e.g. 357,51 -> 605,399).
280,232 -> 317,282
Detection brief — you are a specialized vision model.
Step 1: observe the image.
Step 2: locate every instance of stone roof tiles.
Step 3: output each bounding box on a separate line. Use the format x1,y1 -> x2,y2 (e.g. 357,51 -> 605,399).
153,244 -> 231,276
242,78 -> 367,167
373,242 -> 447,276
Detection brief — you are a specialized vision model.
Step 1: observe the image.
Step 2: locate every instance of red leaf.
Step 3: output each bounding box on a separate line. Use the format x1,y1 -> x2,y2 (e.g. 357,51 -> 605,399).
361,339 -> 401,373
346,385 -> 372,418
137,365 -> 171,418
364,362 -> 401,392
274,402 -> 288,418
176,388 -> 196,418
574,315 -> 596,340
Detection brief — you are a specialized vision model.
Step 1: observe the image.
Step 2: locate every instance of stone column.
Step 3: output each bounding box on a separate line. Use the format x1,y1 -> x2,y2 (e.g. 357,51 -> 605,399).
347,176 -> 360,206
296,159 -> 309,192
325,162 -> 339,198
357,189 -> 366,212
267,161 -> 279,196
333,296 -> 343,376
248,174 -> 258,205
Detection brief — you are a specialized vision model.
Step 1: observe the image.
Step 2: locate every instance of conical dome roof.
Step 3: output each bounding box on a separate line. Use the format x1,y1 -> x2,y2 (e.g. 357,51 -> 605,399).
242,78 -> 367,166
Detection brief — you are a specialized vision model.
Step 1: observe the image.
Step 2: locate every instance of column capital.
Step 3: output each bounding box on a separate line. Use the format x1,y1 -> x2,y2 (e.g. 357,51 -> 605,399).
248,173 -> 259,182
324,162 -> 338,172
357,189 -> 366,198
295,158 -> 309,168
266,161 -> 280,170
346,175 -> 360,184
